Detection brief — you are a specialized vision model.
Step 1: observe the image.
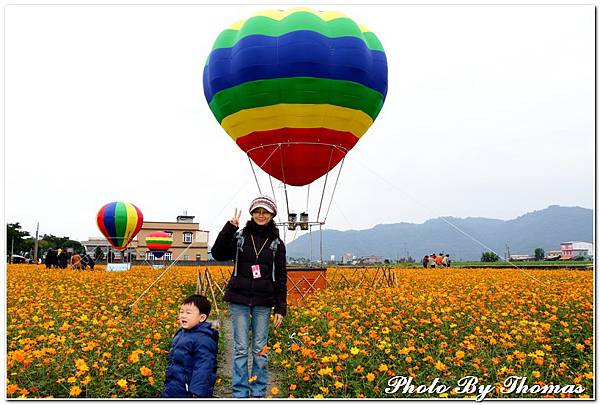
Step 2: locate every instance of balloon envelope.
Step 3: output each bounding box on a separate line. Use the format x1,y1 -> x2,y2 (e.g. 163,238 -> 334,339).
96,202 -> 144,251
145,231 -> 173,259
204,8 -> 388,186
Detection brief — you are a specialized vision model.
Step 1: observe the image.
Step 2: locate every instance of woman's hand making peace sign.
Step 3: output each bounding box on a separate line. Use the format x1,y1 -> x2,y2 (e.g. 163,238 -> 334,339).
229,208 -> 242,227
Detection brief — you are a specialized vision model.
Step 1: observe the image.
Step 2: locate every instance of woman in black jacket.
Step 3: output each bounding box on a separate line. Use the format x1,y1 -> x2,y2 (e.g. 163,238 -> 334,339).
211,195 -> 287,398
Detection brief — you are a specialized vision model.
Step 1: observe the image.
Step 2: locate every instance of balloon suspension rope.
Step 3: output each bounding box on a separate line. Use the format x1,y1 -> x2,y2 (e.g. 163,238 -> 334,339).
124,235 -> 204,313
323,157 -> 345,224
122,172 -> 255,315
316,147 -> 336,223
354,156 -> 551,286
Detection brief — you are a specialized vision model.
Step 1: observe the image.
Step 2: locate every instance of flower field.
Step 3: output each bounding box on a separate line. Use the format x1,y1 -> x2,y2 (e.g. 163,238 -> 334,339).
271,268 -> 594,399
6,264 -> 594,398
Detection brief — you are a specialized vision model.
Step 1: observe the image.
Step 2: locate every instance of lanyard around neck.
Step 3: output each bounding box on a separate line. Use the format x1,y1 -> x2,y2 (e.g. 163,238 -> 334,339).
250,235 -> 269,260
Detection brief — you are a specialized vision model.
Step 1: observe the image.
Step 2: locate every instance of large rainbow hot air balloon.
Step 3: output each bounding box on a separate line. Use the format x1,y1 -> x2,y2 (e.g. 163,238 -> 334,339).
145,231 -> 173,259
203,7 -> 388,186
96,202 -> 144,251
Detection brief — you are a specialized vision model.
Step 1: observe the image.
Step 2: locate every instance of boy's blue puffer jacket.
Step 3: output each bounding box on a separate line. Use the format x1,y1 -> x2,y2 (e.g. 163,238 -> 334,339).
162,321 -> 219,398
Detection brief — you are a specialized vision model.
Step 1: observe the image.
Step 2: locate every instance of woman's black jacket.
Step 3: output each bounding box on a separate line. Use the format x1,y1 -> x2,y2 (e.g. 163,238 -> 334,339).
211,221 -> 287,316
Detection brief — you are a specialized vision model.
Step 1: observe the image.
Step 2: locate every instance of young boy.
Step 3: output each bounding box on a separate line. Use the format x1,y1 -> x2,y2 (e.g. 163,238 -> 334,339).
162,294 -> 219,398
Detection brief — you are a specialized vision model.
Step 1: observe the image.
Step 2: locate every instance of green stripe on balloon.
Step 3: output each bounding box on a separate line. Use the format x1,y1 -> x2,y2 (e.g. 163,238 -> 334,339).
209,77 -> 385,124
209,12 -> 384,53
114,202 -> 127,248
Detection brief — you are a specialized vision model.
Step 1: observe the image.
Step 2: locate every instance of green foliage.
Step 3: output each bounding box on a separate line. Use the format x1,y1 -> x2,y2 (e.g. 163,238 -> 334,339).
6,223 -> 31,255
534,248 -> 545,260
40,234 -> 84,253
480,252 -> 500,262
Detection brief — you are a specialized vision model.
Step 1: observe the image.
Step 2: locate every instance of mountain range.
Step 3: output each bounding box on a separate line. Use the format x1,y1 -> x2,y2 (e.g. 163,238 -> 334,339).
285,205 -> 593,261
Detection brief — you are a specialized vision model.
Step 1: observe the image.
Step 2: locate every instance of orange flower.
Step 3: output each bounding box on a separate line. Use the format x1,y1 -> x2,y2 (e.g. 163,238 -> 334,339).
271,387 -> 280,395
140,366 -> 153,377
366,373 -> 375,382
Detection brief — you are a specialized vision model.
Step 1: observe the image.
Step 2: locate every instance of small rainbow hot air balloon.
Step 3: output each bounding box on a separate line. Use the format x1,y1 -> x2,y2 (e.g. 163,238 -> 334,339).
96,202 -> 144,251
145,231 -> 173,259
203,7 -> 388,186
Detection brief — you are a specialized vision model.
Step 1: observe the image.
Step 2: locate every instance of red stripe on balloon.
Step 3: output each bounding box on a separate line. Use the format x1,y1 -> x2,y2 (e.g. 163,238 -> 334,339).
97,205 -> 110,241
236,128 -> 358,186
133,204 -> 144,239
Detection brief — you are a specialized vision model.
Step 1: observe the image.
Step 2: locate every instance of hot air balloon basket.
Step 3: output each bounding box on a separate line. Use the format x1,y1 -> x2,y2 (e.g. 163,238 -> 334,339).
286,267 -> 328,306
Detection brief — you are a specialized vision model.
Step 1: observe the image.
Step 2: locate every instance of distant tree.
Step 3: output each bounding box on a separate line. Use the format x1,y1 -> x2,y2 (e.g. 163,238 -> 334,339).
94,246 -> 105,260
534,248 -> 545,260
6,223 -> 32,256
481,252 -> 500,262
40,234 -> 83,252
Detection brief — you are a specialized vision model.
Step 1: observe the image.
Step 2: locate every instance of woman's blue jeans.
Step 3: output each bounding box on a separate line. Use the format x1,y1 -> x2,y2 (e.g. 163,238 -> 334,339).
229,303 -> 271,398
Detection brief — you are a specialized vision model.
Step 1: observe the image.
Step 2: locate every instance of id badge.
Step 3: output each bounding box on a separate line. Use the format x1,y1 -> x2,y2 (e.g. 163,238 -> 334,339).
251,264 -> 261,279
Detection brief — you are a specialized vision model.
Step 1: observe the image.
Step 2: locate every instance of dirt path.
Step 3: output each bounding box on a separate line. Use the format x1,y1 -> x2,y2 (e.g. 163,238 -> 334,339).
213,315 -> 282,398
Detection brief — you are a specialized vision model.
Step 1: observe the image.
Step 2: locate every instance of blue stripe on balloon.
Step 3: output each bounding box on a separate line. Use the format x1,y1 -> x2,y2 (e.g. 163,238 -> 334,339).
104,202 -> 117,246
203,30 -> 388,103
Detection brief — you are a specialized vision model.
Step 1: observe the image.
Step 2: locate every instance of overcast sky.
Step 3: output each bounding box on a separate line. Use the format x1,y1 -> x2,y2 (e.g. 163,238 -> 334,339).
4,3 -> 594,246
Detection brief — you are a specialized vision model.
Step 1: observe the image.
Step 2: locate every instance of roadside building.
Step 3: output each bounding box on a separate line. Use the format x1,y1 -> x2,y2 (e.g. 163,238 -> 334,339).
341,253 -> 355,264
561,241 -> 593,259
80,237 -> 126,260
358,255 -> 383,265
545,250 -> 562,259
509,254 -> 531,261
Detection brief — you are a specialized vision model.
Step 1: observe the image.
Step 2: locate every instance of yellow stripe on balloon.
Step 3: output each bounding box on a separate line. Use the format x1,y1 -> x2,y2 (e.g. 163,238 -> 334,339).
254,8 -> 348,22
227,19 -> 245,30
123,203 -> 138,245
149,237 -> 172,242
221,104 -> 372,141
226,8 -> 372,33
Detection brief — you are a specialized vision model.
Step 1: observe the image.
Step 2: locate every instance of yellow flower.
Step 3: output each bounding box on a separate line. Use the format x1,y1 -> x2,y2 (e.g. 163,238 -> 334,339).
334,381 -> 344,389
81,376 -> 92,385
318,367 -> 333,376
67,377 -> 77,384
271,386 -> 279,395
116,379 -> 127,388
296,366 -> 305,375
248,375 -> 257,383
314,394 -> 324,398
455,350 -> 465,359
366,373 -> 375,382
69,386 -> 82,397
532,371 -> 541,378
350,347 -> 360,355
434,361 -> 447,371
75,358 -> 89,372
378,364 -> 388,372
319,386 -> 329,394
